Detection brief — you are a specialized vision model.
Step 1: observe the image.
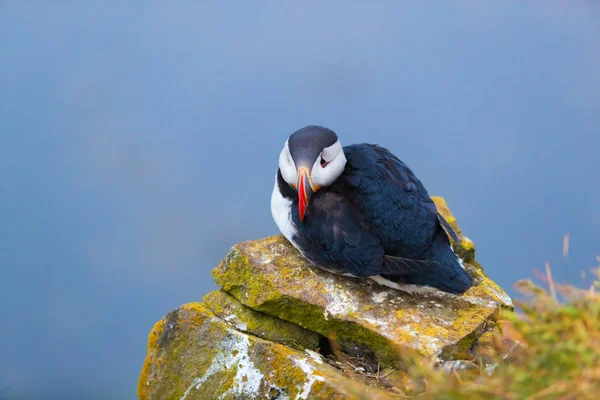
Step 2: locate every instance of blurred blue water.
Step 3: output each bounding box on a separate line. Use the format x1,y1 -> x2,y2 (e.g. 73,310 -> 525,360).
1,2 -> 599,399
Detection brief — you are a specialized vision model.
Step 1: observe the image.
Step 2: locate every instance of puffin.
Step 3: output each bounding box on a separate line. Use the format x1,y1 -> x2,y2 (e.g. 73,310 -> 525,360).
271,125 -> 473,294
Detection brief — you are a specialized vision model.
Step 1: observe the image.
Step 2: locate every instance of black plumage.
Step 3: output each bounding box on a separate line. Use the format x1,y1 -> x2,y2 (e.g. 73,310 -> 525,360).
274,126 -> 473,294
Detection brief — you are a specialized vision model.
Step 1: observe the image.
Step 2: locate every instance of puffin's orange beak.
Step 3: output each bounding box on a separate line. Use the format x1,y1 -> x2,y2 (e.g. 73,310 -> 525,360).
297,166 -> 319,222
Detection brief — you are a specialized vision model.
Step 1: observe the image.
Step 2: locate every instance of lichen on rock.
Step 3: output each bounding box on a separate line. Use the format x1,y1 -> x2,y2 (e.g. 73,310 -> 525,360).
211,202 -> 511,365
202,289 -> 322,351
138,302 -> 392,400
139,197 -> 512,399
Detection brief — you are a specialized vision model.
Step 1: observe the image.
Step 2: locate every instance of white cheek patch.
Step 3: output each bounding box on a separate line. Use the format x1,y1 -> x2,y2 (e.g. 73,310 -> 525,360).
311,140 -> 346,188
279,140 -> 297,186
322,141 -> 342,162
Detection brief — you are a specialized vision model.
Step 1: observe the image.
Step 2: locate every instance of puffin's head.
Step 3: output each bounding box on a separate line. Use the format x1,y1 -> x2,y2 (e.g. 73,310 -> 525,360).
278,125 -> 347,222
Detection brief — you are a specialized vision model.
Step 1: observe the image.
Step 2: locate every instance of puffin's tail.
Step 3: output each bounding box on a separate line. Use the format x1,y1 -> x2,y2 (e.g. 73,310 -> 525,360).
393,230 -> 473,294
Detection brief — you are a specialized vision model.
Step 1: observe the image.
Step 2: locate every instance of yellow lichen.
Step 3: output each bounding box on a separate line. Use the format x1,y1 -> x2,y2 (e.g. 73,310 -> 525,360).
202,290 -> 321,350
452,307 -> 490,336
138,318 -> 166,400
207,200 -> 512,372
213,233 -> 511,366
461,238 -> 475,252
431,196 -> 460,233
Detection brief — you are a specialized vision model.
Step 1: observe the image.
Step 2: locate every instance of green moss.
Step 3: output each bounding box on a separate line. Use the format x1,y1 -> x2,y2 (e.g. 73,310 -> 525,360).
212,229 -> 510,368
260,296 -> 406,367
138,303 -> 228,399
141,284 -> 600,399
212,247 -> 281,306
139,301 -> 394,399
217,248 -> 406,364
138,195 -> 600,399
202,290 -> 321,350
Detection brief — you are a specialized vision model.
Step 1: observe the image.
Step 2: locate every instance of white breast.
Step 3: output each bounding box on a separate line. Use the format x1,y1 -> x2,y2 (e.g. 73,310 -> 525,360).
270,175 -> 298,245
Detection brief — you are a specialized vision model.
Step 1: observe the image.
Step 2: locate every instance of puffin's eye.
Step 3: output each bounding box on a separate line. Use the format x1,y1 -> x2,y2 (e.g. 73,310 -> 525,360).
320,156 -> 329,168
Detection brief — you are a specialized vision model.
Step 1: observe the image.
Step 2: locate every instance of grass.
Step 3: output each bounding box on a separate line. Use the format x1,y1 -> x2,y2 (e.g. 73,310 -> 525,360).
335,257 -> 600,399
405,263 -> 600,399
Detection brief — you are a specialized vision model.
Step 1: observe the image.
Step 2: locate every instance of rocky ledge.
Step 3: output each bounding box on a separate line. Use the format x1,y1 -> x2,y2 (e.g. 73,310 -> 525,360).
138,197 -> 512,399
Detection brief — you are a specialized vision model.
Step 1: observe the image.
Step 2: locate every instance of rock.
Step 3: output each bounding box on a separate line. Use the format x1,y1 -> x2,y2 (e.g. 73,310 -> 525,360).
431,197 -> 475,262
138,302 -> 393,400
212,197 -> 512,365
202,290 -> 322,351
139,197 -> 512,399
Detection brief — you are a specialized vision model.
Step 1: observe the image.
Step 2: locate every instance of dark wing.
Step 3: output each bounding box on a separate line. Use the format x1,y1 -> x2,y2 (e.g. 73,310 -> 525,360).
382,256 -> 440,276
377,145 -> 460,242
341,144 -> 457,256
291,192 -> 437,277
423,202 -> 460,243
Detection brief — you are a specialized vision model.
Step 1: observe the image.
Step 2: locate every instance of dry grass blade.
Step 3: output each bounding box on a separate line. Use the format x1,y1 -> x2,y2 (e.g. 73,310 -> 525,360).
545,261 -> 557,301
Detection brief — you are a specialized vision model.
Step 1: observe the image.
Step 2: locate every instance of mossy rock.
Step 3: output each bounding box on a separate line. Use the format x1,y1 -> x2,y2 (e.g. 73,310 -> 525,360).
431,197 -> 475,262
138,302 -> 394,400
212,197 -> 512,367
203,289 -> 322,351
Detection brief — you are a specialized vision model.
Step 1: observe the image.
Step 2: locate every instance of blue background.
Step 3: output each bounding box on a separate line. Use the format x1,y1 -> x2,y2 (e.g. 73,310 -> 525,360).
1,2 -> 599,399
